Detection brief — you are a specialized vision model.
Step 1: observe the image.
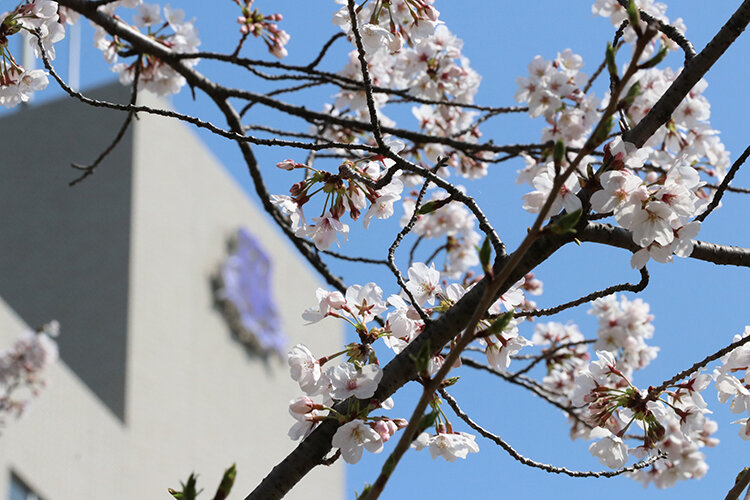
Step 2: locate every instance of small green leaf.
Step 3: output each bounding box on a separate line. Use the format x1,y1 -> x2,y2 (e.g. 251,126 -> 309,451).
622,80 -> 641,107
605,42 -> 618,80
441,376 -> 460,388
549,209 -> 582,235
416,408 -> 440,434
409,340 -> 432,377
169,473 -> 201,500
212,464 -> 236,500
553,140 -> 566,167
478,310 -> 515,338
626,0 -> 641,31
592,116 -> 614,146
356,484 -> 373,500
639,45 -> 669,69
416,198 -> 451,215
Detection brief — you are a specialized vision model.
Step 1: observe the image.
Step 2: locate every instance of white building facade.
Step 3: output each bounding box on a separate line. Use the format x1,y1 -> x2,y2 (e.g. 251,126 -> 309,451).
0,84 -> 343,500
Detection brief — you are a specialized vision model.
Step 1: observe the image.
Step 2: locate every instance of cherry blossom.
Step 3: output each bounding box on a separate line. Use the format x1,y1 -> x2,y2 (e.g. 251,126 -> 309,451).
327,362 -> 382,401
332,419 -> 384,464
412,431 -> 479,462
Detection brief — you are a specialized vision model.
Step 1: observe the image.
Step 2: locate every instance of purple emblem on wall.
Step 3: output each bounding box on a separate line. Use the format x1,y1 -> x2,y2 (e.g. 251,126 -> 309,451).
216,228 -> 286,355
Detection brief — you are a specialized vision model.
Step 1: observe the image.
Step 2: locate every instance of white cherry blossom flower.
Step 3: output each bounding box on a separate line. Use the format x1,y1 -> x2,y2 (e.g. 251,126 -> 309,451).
287,344 -> 326,395
412,432 -> 479,462
327,363 -> 382,400
332,419 -> 384,463
589,432 -> 628,468
404,262 -> 442,306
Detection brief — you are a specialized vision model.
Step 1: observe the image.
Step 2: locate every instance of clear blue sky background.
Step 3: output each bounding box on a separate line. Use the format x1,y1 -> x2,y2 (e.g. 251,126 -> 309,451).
16,1 -> 750,498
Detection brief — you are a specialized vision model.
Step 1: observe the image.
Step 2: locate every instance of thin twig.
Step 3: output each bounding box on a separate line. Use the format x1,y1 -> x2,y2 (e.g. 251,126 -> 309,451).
695,144 -> 750,222
439,389 -> 665,477
516,267 -> 649,318
647,329 -> 750,400
68,55 -> 142,186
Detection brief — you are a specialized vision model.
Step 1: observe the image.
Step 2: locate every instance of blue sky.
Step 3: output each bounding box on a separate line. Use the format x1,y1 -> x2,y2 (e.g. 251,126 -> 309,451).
16,1 -> 750,498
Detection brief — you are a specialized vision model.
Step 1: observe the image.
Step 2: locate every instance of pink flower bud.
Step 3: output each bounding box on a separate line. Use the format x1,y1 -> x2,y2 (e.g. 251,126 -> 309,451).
372,420 -> 393,442
289,396 -> 315,415
392,418 -> 408,429
276,159 -> 298,171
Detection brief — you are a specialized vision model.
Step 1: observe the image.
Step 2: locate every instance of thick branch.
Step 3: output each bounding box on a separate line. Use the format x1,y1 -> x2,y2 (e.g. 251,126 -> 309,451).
623,0 -> 750,147
579,223 -> 750,267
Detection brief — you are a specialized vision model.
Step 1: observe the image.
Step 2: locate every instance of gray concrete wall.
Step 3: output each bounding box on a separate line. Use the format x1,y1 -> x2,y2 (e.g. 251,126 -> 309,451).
0,84 -> 134,420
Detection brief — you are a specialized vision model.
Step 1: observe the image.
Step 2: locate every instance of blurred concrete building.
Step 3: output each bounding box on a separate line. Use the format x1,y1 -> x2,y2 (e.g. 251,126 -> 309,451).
0,84 -> 342,499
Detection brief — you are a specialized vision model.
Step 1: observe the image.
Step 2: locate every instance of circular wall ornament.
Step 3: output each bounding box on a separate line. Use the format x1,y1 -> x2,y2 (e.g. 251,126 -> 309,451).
214,228 -> 286,356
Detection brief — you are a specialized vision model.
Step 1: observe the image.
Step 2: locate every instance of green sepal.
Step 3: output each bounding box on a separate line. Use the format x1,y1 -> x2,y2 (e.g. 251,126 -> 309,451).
549,208 -> 582,235
212,464 -> 236,500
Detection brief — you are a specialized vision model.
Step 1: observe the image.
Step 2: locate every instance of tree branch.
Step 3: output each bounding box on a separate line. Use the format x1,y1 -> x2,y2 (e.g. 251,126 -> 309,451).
579,222 -> 750,267
623,0 -> 750,147
439,389 -> 665,478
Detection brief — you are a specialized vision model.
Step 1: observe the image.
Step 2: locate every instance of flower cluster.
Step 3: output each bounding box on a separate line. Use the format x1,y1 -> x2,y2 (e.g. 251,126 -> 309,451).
714,327 -> 750,442
272,142 -> 405,251
400,191 -> 481,279
530,295 -> 657,426
0,321 -> 59,425
592,0 -> 687,58
286,282 -> 413,463
0,0 -> 66,107
572,351 -> 717,487
619,67 -> 730,178
588,294 -> 657,376
412,427 -> 479,462
514,50 -> 601,148
232,0 -> 289,59
326,0 -> 488,180
591,137 -> 705,269
94,1 -> 200,96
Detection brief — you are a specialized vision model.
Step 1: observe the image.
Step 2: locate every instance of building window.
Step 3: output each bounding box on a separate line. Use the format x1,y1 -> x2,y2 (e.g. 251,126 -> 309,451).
9,473 -> 42,500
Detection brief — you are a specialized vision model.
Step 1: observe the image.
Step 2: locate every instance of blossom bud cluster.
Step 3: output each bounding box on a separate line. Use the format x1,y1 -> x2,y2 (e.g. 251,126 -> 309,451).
93,1 -> 200,96
233,0 -> 289,59
573,351 -> 716,487
0,321 -> 59,424
0,0 -> 69,107
271,140 -> 405,251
